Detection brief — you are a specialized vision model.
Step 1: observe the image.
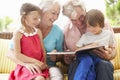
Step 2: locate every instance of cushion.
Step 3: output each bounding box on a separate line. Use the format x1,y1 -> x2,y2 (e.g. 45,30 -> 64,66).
0,39 -> 15,73
112,33 -> 120,70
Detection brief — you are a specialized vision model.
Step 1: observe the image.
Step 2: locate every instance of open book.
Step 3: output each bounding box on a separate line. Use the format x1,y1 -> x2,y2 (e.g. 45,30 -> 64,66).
47,45 -> 104,55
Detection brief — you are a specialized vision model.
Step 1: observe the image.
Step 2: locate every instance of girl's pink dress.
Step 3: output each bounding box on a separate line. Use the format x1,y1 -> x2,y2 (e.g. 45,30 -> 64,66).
9,30 -> 49,80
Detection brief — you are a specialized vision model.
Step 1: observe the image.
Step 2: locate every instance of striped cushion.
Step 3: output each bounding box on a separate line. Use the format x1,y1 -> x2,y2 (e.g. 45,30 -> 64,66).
0,39 -> 15,73
114,69 -> 120,80
112,33 -> 120,80
112,33 -> 120,70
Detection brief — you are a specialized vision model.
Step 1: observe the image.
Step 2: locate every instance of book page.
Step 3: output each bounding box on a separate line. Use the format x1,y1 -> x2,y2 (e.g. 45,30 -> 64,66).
76,44 -> 104,52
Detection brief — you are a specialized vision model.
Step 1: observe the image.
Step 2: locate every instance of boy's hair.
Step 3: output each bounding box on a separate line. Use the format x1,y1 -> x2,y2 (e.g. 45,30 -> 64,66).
85,9 -> 104,28
20,3 -> 41,16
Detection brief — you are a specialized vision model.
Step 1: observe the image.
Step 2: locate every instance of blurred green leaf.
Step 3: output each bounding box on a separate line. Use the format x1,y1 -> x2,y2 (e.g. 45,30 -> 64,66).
105,0 -> 120,27
0,16 -> 13,31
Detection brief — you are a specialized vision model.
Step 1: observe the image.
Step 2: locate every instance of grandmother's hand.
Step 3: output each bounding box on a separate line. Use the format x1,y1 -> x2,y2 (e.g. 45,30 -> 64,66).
49,50 -> 57,62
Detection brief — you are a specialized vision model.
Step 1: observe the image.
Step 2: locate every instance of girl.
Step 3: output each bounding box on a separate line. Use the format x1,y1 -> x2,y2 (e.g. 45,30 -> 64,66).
8,1 -> 64,80
9,3 -> 50,80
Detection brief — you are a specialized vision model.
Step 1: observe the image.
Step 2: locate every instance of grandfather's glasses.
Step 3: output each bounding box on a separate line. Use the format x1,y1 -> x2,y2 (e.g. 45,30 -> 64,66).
71,15 -> 85,23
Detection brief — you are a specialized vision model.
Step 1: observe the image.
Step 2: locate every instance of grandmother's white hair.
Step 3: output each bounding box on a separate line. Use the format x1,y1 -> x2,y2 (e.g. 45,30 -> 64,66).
39,0 -> 60,12
63,0 -> 86,18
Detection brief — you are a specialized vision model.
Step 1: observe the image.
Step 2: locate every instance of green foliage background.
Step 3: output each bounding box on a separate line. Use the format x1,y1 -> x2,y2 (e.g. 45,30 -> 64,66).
0,16 -> 13,31
105,0 -> 120,27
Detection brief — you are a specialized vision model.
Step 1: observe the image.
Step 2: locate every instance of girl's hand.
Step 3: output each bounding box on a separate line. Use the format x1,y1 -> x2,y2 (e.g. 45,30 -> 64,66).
35,61 -> 49,70
25,63 -> 41,74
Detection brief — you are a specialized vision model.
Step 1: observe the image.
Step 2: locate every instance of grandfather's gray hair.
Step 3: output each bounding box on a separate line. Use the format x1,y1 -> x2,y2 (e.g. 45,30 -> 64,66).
62,0 -> 86,17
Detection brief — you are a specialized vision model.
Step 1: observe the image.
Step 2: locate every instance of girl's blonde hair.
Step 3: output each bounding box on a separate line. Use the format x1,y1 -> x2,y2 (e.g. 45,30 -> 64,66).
62,0 -> 86,18
20,3 -> 42,26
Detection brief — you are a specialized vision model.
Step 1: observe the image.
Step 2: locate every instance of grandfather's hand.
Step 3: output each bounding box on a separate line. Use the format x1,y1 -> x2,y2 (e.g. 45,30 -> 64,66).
92,47 -> 113,60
